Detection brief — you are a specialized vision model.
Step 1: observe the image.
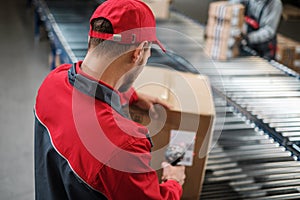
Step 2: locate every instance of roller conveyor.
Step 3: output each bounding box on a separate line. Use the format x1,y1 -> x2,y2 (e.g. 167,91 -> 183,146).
33,0 -> 300,199
201,102 -> 300,199
33,0 -> 95,67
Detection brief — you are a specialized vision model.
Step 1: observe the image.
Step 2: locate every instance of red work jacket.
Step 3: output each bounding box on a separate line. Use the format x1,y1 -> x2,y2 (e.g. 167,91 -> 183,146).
34,62 -> 182,200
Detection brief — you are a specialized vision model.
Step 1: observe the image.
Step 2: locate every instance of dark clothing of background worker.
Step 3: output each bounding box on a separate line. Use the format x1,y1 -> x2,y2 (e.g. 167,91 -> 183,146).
231,0 -> 283,60
34,0 -> 186,199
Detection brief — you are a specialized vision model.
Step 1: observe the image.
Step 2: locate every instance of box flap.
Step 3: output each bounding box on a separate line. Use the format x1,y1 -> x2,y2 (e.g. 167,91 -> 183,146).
133,66 -> 215,116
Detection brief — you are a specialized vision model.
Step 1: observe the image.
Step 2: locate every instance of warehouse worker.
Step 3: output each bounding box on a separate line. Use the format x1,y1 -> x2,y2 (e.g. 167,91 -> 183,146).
230,0 -> 282,60
34,0 -> 185,199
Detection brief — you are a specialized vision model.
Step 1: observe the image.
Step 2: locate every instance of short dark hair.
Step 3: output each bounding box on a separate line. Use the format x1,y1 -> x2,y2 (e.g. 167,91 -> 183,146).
88,17 -> 113,49
88,18 -> 138,57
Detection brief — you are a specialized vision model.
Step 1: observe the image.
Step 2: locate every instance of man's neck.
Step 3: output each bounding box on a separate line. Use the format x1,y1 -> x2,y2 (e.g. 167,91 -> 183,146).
81,59 -> 128,91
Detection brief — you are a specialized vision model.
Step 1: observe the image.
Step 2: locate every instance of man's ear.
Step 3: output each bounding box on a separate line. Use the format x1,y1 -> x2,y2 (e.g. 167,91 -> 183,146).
132,41 -> 148,63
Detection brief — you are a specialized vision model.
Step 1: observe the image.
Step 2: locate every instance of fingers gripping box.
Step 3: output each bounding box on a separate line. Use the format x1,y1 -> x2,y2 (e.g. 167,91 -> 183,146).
129,66 -> 215,200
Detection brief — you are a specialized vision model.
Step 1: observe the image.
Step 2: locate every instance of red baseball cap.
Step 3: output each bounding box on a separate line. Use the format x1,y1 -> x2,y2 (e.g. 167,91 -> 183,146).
89,0 -> 166,52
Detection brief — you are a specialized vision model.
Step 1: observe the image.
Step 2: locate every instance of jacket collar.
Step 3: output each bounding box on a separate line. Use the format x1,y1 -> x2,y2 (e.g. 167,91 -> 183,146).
68,62 -> 125,117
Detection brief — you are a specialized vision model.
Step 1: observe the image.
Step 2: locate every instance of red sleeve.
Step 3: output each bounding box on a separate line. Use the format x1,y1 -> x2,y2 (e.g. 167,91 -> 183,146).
160,180 -> 183,199
123,172 -> 182,200
120,87 -> 139,106
100,167 -> 182,200
99,138 -> 183,200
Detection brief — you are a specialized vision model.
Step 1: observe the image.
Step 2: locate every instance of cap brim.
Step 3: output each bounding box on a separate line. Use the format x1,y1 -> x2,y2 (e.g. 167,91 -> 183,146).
154,39 -> 166,52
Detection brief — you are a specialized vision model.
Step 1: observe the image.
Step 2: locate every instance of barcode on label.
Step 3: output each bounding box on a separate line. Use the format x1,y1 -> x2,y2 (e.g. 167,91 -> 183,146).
170,130 -> 196,166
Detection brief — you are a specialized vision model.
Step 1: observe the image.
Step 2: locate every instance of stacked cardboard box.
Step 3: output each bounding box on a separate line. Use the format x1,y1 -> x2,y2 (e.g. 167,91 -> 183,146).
277,34 -> 300,74
130,66 -> 215,200
143,0 -> 171,19
205,1 -> 245,61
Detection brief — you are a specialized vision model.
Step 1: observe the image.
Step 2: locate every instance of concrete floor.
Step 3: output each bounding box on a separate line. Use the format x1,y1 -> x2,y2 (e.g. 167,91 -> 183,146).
0,0 -> 50,199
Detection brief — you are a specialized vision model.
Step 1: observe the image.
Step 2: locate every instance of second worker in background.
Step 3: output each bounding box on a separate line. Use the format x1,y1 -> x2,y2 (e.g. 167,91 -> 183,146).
231,0 -> 283,60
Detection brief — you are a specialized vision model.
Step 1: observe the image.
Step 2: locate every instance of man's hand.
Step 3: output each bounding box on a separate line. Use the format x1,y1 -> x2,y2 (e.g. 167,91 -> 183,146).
134,92 -> 172,119
240,33 -> 249,46
234,32 -> 249,47
161,162 -> 186,186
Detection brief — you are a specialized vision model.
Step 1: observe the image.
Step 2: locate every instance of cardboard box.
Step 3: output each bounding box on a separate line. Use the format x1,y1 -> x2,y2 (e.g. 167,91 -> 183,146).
294,60 -> 300,67
276,34 -> 300,71
206,1 -> 244,40
206,18 -> 242,39
276,43 -> 295,67
208,1 -> 244,24
143,0 -> 171,19
295,46 -> 300,60
205,1 -> 245,60
130,66 -> 215,200
205,37 -> 240,61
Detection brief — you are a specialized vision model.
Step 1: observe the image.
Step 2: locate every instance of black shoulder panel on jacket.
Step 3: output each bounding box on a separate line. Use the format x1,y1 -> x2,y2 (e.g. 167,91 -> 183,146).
34,116 -> 107,200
